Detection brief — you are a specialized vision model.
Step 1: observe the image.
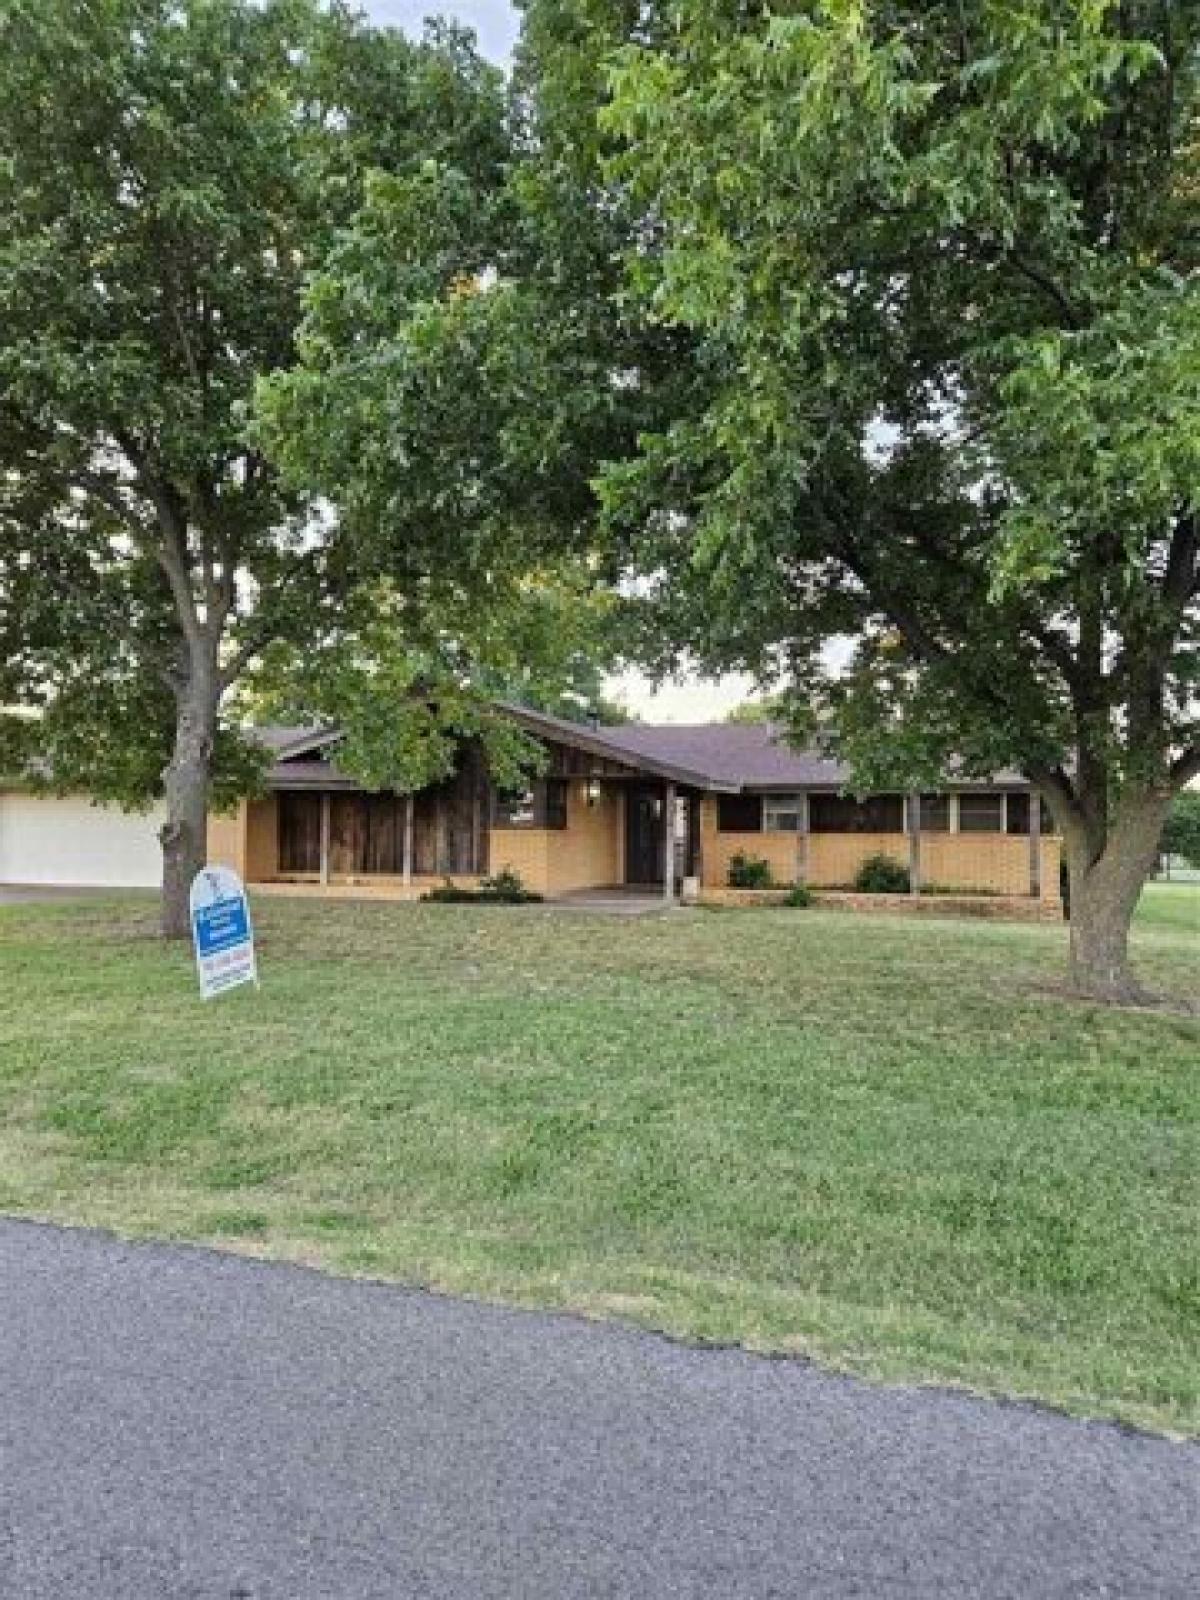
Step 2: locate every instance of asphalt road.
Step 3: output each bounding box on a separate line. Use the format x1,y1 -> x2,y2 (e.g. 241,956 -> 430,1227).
1,1221 -> 1196,1599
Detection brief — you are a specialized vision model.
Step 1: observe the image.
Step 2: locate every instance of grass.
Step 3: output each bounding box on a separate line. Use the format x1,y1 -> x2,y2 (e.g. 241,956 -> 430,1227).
0,882 -> 1197,1434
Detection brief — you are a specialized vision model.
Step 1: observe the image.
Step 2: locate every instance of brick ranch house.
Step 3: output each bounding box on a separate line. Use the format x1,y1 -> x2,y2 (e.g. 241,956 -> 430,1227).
200,705 -> 1062,908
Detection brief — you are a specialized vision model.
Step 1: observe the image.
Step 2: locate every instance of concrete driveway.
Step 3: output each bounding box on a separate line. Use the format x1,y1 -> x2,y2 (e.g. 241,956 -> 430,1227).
1,1219 -> 1196,1599
0,885 -> 154,904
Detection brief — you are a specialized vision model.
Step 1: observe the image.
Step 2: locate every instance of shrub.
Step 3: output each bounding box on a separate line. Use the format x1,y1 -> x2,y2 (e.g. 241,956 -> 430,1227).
422,868 -> 543,905
853,853 -> 911,894
727,851 -> 774,889
480,867 -> 541,903
781,885 -> 813,908
422,880 -> 478,903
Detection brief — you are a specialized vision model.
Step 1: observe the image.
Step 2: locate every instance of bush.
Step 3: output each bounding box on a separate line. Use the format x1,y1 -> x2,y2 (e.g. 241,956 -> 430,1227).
481,867 -> 542,902
422,868 -> 542,905
853,853 -> 911,894
781,884 -> 813,908
727,851 -> 774,889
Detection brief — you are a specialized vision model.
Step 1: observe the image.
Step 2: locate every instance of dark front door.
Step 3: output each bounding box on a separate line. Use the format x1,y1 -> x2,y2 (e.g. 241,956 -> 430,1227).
625,785 -> 665,885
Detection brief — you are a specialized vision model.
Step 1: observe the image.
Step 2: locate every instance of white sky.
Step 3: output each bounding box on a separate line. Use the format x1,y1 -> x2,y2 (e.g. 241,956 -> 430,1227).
361,0 -> 520,61
359,1 -> 751,721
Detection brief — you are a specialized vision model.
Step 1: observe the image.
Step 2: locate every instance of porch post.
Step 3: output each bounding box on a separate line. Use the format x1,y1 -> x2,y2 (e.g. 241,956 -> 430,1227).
907,790 -> 921,897
402,792 -> 414,887
796,790 -> 810,886
663,781 -> 677,902
319,792 -> 331,886
1028,789 -> 1041,898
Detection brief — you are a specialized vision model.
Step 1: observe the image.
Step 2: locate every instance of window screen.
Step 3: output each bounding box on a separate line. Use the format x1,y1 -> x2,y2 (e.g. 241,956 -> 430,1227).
1005,793 -> 1031,835
763,793 -> 803,832
494,780 -> 568,830
494,787 -> 537,828
957,793 -> 1004,832
809,794 -> 905,833
717,793 -> 763,832
918,794 -> 950,832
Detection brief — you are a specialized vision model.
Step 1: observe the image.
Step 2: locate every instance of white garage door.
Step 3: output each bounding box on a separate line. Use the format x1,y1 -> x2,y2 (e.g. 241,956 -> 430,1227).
0,793 -> 165,888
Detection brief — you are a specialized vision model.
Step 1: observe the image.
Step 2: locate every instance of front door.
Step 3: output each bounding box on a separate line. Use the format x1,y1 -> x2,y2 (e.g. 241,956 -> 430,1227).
625,785 -> 665,885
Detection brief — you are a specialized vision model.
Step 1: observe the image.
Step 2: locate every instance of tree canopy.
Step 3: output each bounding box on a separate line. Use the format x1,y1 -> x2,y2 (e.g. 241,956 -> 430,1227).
590,0 -> 1200,996
1161,790 -> 1200,869
0,0 -> 532,932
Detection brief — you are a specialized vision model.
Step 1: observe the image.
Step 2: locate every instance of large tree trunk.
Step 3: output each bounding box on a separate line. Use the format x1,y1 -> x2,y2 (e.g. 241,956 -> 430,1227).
1063,790 -> 1173,1003
159,671 -> 218,940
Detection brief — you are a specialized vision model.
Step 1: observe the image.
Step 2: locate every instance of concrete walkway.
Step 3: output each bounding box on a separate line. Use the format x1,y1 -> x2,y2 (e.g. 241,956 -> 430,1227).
552,887 -> 678,914
1,1220 -> 1197,1598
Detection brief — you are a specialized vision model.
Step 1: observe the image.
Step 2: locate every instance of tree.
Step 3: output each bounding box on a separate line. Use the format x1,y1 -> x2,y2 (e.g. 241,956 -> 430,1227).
0,0 -> 507,935
586,0 -> 1200,1001
1161,791 -> 1200,870
237,568 -> 630,787
253,0 -> 698,772
724,697 -> 787,726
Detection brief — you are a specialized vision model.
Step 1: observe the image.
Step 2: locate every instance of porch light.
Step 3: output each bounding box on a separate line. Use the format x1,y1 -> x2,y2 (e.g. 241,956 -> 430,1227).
585,778 -> 602,807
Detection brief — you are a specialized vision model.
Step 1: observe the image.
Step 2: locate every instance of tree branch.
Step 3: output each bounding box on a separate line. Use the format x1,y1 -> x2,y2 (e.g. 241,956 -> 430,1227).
1171,746 -> 1200,787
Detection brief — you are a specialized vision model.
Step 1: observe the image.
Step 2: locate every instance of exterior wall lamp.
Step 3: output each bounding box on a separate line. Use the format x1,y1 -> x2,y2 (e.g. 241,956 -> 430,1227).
585,778 -> 602,808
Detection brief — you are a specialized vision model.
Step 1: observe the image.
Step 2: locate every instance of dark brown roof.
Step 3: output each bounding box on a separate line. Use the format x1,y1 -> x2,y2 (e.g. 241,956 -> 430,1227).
496,703 -> 743,791
600,722 -> 850,789
252,711 -> 1029,793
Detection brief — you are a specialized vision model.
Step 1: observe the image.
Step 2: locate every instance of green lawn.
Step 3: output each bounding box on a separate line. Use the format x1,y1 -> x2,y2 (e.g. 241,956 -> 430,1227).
1,884 -> 1196,1433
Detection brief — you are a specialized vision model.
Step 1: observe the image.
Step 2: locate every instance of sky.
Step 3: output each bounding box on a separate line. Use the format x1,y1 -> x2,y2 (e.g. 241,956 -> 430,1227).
362,1 -> 521,63
359,0 -> 754,721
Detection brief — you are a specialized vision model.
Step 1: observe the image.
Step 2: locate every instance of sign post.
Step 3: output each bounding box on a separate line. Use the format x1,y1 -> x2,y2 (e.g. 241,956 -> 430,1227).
190,866 -> 258,1000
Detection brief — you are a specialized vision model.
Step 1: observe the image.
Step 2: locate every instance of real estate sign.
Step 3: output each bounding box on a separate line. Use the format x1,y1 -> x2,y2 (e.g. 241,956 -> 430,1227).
190,865 -> 257,1000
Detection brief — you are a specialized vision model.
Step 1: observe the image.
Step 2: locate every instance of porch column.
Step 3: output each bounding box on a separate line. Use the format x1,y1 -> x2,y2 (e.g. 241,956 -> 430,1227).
319,792 -> 331,886
907,790 -> 921,897
1028,789 -> 1042,898
663,781 -> 677,902
402,792 -> 414,887
796,791 -> 810,885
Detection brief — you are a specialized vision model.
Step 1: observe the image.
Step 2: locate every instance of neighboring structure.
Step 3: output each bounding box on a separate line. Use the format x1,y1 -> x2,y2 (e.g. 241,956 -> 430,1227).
0,791 -> 166,888
0,705 -> 1061,904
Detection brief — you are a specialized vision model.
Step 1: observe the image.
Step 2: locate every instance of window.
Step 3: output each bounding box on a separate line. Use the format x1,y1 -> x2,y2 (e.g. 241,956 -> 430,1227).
492,779 -> 568,830
717,793 -> 763,832
918,794 -> 950,832
957,792 -> 1004,832
809,794 -> 905,833
494,787 -> 537,828
763,793 -> 803,832
544,778 -> 568,830
1005,793 -> 1031,835
278,792 -> 322,873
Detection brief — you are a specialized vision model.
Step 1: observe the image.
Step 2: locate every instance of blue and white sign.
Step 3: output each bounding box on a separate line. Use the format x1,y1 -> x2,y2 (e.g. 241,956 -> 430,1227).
190,865 -> 257,1000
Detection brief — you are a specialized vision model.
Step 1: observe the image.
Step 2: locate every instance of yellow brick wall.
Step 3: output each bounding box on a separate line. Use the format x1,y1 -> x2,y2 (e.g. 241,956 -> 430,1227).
488,780 -> 623,897
206,802 -> 247,878
705,830 -> 802,888
488,829 -> 551,895
919,833 -> 1031,895
806,832 -> 908,889
546,781 -> 622,894
1040,836 -> 1062,904
697,796 -> 801,887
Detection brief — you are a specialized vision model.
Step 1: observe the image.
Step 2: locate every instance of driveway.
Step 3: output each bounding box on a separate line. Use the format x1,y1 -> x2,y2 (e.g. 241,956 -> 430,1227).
0,885 -> 154,904
1,1220 -> 1196,1599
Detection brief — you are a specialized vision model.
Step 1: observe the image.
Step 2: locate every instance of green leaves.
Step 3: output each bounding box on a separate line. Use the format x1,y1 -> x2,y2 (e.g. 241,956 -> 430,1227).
558,0 -> 1200,818
0,0 -> 514,811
